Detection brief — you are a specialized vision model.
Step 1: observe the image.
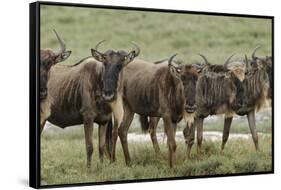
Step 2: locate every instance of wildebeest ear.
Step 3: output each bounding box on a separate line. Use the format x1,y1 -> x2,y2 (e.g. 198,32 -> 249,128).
256,59 -> 265,69
196,68 -> 203,73
192,64 -> 204,73
55,50 -> 72,63
91,49 -> 105,62
169,64 -> 182,79
228,66 -> 245,82
123,42 -> 140,66
123,52 -> 137,66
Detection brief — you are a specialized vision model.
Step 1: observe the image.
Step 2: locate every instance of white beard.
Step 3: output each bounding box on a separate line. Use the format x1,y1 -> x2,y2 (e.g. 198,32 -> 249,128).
183,111 -> 195,127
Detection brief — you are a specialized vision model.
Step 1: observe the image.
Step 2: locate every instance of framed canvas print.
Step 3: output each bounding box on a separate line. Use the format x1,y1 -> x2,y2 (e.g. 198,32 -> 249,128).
29,1 -> 274,188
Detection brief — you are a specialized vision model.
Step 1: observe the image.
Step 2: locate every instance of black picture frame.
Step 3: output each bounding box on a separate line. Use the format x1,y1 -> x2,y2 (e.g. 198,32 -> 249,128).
29,1 -> 274,188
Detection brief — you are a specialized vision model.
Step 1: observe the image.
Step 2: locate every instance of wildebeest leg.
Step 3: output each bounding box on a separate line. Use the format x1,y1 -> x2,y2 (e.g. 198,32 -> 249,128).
247,111 -> 259,150
83,114 -> 94,168
104,120 -> 113,159
221,117 -> 233,151
196,118 -> 204,154
98,124 -> 108,163
110,94 -> 124,162
173,124 -> 177,138
183,122 -> 195,159
162,116 -> 177,167
111,117 -> 119,163
149,117 -> 161,154
118,107 -> 134,166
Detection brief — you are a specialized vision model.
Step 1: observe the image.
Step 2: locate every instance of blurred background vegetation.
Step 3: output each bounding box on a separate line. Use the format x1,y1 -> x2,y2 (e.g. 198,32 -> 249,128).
40,5 -> 272,65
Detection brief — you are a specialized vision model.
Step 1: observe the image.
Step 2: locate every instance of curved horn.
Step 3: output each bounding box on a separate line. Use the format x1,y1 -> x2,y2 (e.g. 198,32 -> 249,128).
244,54 -> 249,72
252,45 -> 262,59
198,54 -> 210,65
168,54 -> 178,67
224,54 -> 235,66
53,29 -> 66,56
131,42 -> 140,56
95,40 -> 106,51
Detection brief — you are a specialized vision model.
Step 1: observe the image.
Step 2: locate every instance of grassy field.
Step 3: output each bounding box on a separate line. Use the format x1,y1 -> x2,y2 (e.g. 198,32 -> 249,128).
40,5 -> 272,186
41,127 -> 272,185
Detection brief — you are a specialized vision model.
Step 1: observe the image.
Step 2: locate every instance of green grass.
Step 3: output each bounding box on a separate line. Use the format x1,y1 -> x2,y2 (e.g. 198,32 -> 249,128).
40,5 -> 272,186
41,128 -> 272,185
40,5 -> 272,65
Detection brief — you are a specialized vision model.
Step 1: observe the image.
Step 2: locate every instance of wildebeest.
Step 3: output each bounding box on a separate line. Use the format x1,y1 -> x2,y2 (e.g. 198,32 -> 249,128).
41,41 -> 140,167
138,54 -> 246,157
183,54 -> 247,156
40,30 -> 71,128
249,46 -> 272,100
115,54 -> 201,167
219,47 -> 271,151
183,48 -> 270,156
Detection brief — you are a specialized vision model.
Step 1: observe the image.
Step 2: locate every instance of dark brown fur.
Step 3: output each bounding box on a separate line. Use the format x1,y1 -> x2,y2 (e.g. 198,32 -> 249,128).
195,73 -> 237,116
40,30 -> 71,128
191,57 -> 270,153
41,43 -> 140,167
137,58 -> 245,156
116,58 -> 200,167
233,68 -> 269,114
250,56 -> 272,99
42,58 -> 113,167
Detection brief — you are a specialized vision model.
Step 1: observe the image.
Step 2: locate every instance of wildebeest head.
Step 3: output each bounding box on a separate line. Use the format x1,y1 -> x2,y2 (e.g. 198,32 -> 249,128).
224,55 -> 247,82
198,54 -> 246,82
40,30 -> 72,99
91,41 -> 140,102
247,46 -> 272,99
168,54 -> 200,113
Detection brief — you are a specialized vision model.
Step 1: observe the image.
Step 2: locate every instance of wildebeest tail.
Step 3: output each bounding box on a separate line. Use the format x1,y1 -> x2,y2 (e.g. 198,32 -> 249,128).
139,115 -> 149,133
105,119 -> 113,157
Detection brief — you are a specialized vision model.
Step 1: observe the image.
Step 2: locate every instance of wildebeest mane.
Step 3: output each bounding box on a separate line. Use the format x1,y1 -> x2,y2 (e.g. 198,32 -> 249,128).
204,64 -> 228,73
55,71 -> 86,112
49,59 -> 103,112
196,73 -> 235,114
163,68 -> 185,118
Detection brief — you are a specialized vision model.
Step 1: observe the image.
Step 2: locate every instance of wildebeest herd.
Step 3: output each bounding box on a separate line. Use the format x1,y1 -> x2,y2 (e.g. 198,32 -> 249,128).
40,30 -> 272,168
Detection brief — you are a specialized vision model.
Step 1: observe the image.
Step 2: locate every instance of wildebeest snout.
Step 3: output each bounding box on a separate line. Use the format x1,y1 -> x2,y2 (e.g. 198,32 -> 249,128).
185,104 -> 197,113
40,87 -> 48,99
102,90 -> 115,102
